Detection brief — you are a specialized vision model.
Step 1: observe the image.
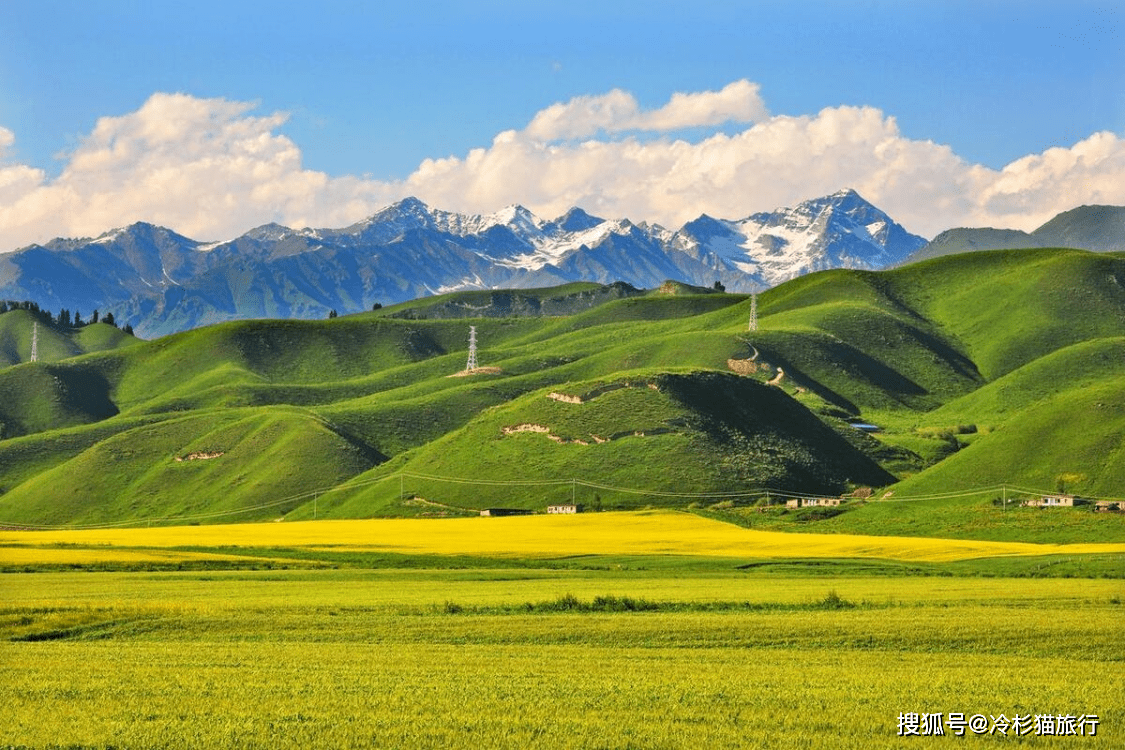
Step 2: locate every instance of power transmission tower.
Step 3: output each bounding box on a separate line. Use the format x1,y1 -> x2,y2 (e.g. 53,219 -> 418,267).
30,322 -> 39,363
465,326 -> 478,371
748,292 -> 758,332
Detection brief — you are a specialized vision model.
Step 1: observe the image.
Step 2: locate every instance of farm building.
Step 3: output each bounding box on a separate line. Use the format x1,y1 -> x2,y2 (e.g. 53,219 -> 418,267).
1023,495 -> 1078,508
480,508 -> 534,517
785,498 -> 846,509
1094,501 -> 1123,512
547,504 -> 582,514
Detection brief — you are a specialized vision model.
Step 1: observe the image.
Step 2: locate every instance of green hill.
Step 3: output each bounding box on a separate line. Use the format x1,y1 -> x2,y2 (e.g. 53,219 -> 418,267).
894,378 -> 1125,498
886,249 -> 1125,379
0,310 -> 140,368
0,261 -> 1123,543
314,371 -> 893,518
0,409 -> 377,526
0,311 -> 142,439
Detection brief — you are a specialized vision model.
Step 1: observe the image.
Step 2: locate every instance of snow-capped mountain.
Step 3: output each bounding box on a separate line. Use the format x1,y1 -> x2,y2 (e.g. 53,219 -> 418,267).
674,189 -> 926,287
0,190 -> 927,336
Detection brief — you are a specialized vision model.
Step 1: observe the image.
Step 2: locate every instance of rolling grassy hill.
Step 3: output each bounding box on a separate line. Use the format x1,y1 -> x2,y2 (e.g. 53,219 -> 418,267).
0,252 -> 1123,543
313,371 -> 894,518
0,309 -> 140,369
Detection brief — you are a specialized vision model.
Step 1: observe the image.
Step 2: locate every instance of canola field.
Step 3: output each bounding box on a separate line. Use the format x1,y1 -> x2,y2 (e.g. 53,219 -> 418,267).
5,510 -> 1125,565
1,512 -> 1123,749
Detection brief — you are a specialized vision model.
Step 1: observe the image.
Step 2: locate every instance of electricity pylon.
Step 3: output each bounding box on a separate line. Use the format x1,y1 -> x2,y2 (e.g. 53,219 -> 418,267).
465,326 -> 478,371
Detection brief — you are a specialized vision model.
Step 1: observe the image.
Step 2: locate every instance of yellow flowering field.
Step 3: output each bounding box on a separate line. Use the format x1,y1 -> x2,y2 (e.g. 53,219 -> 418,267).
4,510 -> 1124,565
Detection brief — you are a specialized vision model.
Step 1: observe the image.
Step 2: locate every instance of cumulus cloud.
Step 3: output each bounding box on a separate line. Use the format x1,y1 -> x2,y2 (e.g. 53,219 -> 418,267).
638,79 -> 770,132
409,99 -> 1125,238
1,84 -> 1124,252
523,79 -> 768,141
968,132 -> 1125,229
0,93 -> 397,250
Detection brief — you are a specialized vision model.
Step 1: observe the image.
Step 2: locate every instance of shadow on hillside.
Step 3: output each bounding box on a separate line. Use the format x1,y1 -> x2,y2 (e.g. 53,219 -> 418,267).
51,365 -> 120,423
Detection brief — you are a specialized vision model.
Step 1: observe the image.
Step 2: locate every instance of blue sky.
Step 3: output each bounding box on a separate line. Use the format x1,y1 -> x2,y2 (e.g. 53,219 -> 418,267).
0,0 -> 1121,249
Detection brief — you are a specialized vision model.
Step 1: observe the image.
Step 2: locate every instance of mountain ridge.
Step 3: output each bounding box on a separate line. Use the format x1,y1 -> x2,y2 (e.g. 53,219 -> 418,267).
1,190 -> 925,337
903,204 -> 1125,264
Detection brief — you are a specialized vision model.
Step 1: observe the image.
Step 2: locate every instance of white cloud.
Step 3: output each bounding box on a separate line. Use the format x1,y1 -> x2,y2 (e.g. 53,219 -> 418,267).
1,84 -> 1124,252
636,80 -> 770,132
523,79 -> 769,141
0,93 -> 397,250
969,132 -> 1125,229
524,89 -> 639,141
408,99 -> 1125,238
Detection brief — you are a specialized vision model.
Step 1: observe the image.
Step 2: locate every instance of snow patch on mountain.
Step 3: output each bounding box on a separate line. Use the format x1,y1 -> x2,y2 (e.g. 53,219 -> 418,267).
673,189 -> 925,287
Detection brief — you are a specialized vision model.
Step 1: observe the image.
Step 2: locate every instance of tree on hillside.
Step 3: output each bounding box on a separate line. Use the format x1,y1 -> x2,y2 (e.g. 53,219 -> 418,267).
92,310 -> 100,324
103,312 -> 116,327
328,309 -> 338,319
0,300 -> 65,326
123,323 -> 135,336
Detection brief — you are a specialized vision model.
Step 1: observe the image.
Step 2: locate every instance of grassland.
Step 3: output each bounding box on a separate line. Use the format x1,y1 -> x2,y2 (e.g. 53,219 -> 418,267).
1,514 -> 1122,749
1,250 -> 1125,543
0,309 -> 140,370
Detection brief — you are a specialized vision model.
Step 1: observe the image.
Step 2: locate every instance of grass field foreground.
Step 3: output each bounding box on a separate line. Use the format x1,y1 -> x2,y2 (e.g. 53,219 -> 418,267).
1,567 -> 1121,748
2,513 -> 1123,748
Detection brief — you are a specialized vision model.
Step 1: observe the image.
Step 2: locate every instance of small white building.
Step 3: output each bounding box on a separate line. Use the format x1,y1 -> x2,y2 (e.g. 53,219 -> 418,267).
547,504 -> 581,514
1025,494 -> 1077,508
785,498 -> 846,509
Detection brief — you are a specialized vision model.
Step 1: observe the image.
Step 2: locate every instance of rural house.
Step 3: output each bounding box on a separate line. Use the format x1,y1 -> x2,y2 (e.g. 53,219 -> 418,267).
785,497 -> 846,509
547,504 -> 581,514
1023,495 -> 1078,508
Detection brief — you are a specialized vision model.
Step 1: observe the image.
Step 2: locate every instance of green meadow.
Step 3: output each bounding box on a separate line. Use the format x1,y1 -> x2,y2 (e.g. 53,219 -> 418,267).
2,248 -> 1125,536
2,551 -> 1122,749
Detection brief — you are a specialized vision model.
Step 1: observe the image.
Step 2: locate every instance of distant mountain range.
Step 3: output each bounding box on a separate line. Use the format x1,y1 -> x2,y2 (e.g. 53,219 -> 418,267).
2,192 -> 1121,338
903,205 -> 1125,264
0,190 -> 925,337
